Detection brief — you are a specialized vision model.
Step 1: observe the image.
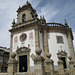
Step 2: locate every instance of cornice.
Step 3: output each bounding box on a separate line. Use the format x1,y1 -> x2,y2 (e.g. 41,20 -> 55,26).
9,21 -> 73,40
57,50 -> 67,56
47,26 -> 67,34
16,47 -> 31,53
9,18 -> 41,32
47,26 -> 73,40
12,18 -> 39,28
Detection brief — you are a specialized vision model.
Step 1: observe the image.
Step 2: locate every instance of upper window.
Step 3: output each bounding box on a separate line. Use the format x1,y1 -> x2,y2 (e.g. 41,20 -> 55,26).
22,14 -> 26,22
57,36 -> 63,43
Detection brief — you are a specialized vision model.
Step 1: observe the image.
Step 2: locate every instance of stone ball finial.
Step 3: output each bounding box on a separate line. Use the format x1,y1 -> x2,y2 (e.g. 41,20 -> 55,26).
35,48 -> 42,55
68,56 -> 72,60
58,55 -> 61,60
11,52 -> 16,59
46,53 -> 51,59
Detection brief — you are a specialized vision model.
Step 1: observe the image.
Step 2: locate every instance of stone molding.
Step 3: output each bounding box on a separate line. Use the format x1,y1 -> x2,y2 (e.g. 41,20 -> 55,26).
17,2 -> 34,13
57,50 -> 67,56
16,46 -> 31,53
9,18 -> 40,32
16,46 -> 30,72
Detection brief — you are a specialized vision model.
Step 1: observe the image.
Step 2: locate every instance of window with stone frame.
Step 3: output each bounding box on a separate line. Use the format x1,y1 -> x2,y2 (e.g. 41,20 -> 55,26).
57,36 -> 63,43
22,14 -> 26,22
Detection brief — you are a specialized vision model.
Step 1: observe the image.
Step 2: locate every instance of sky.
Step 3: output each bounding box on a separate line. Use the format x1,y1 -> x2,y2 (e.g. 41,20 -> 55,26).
0,0 -> 75,49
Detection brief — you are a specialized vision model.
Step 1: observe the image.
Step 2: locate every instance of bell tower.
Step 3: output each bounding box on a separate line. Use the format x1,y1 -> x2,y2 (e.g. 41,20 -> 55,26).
9,1 -> 45,70
9,1 -> 39,52
17,1 -> 38,24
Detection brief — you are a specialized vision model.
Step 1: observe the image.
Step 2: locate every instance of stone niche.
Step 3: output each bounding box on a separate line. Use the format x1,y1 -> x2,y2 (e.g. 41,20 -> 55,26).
16,47 -> 31,72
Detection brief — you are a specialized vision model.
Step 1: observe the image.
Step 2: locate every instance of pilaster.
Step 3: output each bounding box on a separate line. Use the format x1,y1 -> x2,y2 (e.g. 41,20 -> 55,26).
43,27 -> 49,59
67,32 -> 75,63
35,27 -> 40,49
9,34 -> 14,60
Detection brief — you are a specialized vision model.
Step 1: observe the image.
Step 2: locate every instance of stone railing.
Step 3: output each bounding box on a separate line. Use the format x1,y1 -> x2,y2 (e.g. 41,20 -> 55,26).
47,23 -> 65,27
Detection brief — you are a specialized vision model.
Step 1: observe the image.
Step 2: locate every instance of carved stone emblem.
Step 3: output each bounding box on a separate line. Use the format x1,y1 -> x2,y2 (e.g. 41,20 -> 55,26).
20,33 -> 27,42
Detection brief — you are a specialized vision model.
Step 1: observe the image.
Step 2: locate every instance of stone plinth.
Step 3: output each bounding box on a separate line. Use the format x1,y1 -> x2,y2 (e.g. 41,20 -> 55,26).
33,48 -> 46,75
58,55 -> 65,75
68,56 -> 74,69
68,56 -> 75,75
45,53 -> 54,75
8,52 -> 17,75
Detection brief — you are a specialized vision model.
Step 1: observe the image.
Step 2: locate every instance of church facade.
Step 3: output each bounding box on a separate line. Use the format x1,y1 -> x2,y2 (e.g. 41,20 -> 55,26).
9,1 -> 75,72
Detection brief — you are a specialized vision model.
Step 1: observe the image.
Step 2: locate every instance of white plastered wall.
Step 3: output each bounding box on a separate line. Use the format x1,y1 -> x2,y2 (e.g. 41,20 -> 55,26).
39,31 -> 44,56
48,32 -> 70,65
12,29 -> 35,67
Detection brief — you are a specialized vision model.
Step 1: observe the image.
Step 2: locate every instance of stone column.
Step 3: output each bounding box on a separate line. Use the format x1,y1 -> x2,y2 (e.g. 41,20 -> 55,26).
68,56 -> 75,75
67,32 -> 75,63
9,34 -> 13,60
33,48 -> 46,75
8,52 -> 17,75
45,53 -> 54,75
35,28 -> 40,49
10,34 -> 13,52
43,28 -> 49,59
68,56 -> 74,69
58,55 -> 65,75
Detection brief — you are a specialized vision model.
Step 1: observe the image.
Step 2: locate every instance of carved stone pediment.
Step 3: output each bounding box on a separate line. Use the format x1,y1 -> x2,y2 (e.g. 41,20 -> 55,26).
16,46 -> 31,53
57,50 -> 67,56
16,46 -> 31,72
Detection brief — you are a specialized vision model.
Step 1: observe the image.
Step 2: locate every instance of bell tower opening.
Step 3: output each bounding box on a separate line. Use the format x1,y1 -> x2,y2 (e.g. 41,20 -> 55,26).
22,14 -> 26,22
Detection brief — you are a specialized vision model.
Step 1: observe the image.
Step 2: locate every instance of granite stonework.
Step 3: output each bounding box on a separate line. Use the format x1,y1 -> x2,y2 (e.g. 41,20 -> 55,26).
0,1 -> 75,75
9,1 -> 75,67
0,48 -> 75,75
57,55 -> 65,75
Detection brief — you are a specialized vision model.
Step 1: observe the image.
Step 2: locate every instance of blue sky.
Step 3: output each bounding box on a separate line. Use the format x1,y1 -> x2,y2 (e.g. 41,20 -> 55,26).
0,0 -> 75,48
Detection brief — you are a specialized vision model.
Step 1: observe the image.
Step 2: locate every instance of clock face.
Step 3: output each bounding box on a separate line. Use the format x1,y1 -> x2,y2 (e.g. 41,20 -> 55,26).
20,33 -> 27,42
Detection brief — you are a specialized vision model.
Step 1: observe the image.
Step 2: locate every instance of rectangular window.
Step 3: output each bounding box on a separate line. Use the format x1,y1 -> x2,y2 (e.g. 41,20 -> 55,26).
57,36 -> 63,43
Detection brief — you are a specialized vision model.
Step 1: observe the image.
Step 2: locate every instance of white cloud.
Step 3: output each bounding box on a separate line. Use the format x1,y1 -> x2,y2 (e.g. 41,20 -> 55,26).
0,2 -> 8,10
0,1 -> 18,47
37,2 -> 59,22
29,0 -> 42,8
0,0 -> 42,48
0,0 -> 75,48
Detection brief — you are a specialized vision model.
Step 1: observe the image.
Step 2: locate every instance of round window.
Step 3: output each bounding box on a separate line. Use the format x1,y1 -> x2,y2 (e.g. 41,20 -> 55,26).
20,33 -> 27,42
